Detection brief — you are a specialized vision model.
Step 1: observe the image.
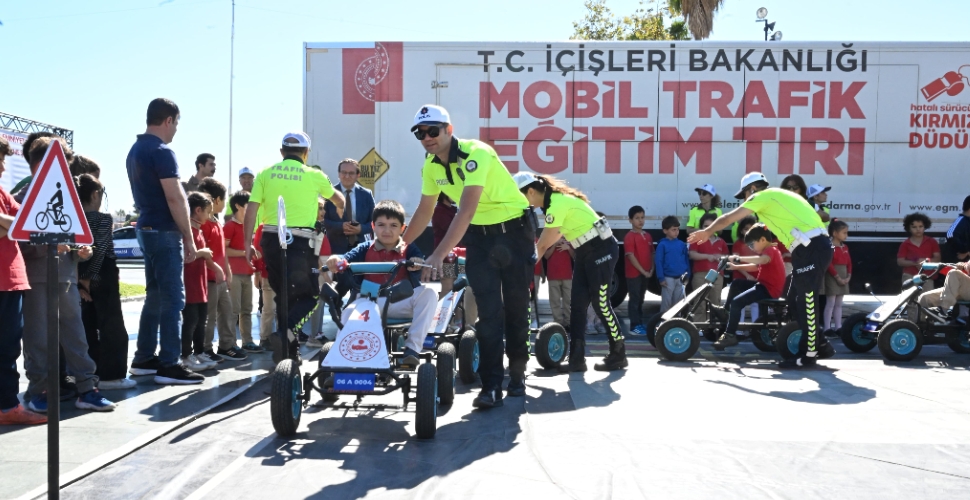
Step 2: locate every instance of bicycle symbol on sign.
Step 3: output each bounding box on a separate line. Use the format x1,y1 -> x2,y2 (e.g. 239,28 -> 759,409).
35,182 -> 72,233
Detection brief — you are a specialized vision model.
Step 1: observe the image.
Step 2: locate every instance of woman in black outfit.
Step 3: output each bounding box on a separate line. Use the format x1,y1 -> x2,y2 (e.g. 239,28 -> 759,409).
77,173 -> 134,390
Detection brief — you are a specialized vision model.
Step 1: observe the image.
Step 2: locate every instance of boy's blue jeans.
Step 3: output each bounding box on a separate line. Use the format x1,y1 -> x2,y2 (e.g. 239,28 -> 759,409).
723,280 -> 772,335
135,229 -> 185,368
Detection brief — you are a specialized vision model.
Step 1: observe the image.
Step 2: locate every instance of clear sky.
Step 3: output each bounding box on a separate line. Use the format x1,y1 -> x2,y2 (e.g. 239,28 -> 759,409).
1,0 -> 967,213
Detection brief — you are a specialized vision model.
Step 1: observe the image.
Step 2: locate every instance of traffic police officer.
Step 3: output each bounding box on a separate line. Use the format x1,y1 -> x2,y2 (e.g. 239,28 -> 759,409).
244,131 -> 345,364
402,105 -> 534,409
514,172 -> 628,373
688,172 -> 835,368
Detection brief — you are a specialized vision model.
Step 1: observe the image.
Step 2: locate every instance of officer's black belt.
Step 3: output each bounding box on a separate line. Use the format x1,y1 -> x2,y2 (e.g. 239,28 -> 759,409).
262,225 -> 315,239
468,214 -> 528,235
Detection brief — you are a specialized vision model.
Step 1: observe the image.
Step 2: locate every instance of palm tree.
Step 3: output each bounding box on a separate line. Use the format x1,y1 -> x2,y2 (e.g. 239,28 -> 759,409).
669,0 -> 723,40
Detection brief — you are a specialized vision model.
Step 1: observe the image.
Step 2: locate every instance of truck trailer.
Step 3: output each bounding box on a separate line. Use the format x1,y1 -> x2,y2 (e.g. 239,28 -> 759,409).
304,40 -> 970,298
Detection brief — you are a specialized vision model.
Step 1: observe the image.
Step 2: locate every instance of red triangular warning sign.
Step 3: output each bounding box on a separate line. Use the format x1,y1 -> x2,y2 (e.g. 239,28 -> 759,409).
9,140 -> 93,244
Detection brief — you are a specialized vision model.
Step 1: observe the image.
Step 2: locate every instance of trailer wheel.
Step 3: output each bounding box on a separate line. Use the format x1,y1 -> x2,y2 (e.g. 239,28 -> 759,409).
457,330 -> 479,384
535,323 -> 568,369
318,342 -> 338,402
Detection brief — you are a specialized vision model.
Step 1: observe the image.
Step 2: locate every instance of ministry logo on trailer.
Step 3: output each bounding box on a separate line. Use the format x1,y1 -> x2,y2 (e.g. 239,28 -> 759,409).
342,42 -> 404,114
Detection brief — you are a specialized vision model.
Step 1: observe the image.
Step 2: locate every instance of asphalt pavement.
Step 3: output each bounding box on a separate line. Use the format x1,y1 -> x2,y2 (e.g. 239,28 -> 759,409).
4,279 -> 970,499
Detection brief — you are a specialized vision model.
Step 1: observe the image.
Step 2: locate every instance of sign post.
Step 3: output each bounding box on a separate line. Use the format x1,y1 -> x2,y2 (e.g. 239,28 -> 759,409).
9,140 -> 92,500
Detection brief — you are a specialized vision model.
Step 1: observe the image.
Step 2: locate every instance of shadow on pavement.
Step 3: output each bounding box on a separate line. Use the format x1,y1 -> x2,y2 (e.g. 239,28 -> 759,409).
707,369 -> 877,405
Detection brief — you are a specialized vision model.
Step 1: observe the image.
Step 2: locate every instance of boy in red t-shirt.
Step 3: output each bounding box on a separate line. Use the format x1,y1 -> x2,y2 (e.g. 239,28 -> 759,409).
224,190 -> 263,353
182,193 -> 217,373
198,179 -> 247,361
623,205 -> 653,336
544,237 -> 574,327
712,224 -> 787,348
731,216 -> 760,323
307,230 -> 335,347
327,200 -> 436,368
689,213 -> 728,321
0,138 -> 47,425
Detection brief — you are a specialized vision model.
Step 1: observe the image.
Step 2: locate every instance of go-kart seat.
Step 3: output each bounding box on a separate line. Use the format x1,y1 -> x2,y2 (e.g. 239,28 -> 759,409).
386,317 -> 412,326
758,298 -> 786,305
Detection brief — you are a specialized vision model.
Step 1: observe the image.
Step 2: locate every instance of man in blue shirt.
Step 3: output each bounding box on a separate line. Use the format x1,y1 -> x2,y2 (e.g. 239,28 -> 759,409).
655,215 -> 690,313
125,98 -> 203,386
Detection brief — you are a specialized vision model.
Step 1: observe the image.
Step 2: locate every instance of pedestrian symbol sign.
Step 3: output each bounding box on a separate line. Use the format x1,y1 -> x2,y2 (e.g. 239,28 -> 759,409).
357,148 -> 390,191
9,140 -> 93,244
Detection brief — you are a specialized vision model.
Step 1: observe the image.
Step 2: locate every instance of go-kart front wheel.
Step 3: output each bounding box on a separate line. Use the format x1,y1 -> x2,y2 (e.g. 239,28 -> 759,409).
654,318 -> 699,361
535,322 -> 568,369
270,359 -> 302,437
774,322 -> 802,360
436,342 -> 456,405
457,330 -> 479,384
877,319 -> 923,361
414,362 -> 438,439
946,329 -> 970,354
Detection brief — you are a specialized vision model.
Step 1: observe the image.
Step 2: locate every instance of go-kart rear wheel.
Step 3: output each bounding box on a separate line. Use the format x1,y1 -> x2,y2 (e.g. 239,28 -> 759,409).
840,312 -> 876,353
436,342 -> 456,405
535,322 -> 568,369
946,329 -> 970,354
654,318 -> 700,361
877,319 -> 923,361
750,326 -> 776,352
645,313 -> 663,348
270,359 -> 302,437
457,330 -> 479,384
414,362 -> 438,439
774,322 -> 802,360
318,342 -> 338,402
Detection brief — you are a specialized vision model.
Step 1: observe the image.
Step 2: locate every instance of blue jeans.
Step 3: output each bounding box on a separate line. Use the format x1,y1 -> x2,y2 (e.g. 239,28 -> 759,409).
136,229 -> 185,367
0,291 -> 24,410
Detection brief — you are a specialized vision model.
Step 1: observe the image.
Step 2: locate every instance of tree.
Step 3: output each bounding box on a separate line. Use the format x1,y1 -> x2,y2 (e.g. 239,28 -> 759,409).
571,0 -> 625,41
677,0 -> 724,40
572,0 -> 692,41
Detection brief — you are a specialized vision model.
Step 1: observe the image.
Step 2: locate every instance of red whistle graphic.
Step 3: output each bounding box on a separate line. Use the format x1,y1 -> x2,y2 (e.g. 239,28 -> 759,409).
921,71 -> 965,102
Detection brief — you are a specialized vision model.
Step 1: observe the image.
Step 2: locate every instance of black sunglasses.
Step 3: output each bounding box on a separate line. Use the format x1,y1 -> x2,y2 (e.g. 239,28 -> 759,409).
413,126 -> 441,141
784,184 -> 800,191
746,242 -> 756,251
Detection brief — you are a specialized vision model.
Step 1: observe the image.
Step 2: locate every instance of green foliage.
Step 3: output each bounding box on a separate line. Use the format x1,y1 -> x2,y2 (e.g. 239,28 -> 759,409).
571,0 -> 624,41
572,0 -> 691,41
119,282 -> 146,298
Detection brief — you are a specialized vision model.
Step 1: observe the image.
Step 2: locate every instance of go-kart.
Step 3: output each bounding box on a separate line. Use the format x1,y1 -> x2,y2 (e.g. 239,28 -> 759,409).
840,262 -> 970,361
653,258 -> 791,361
270,261 -> 441,439
388,254 -> 569,381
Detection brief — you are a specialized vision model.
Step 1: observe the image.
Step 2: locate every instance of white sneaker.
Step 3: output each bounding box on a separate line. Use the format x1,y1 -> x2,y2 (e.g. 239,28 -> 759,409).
200,352 -> 223,368
181,355 -> 206,372
98,378 -> 137,390
192,354 -> 218,370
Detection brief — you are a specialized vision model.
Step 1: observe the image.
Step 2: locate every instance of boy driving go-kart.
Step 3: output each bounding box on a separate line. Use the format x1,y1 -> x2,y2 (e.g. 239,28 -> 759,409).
326,200 -> 438,369
711,223 -> 787,349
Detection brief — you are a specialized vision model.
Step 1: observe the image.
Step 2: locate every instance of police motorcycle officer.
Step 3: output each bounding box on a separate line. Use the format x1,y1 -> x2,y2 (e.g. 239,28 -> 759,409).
514,172 -> 628,372
402,105 -> 536,409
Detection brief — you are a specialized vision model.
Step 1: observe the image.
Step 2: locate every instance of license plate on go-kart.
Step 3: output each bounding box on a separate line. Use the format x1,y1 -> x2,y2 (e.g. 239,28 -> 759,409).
333,373 -> 375,392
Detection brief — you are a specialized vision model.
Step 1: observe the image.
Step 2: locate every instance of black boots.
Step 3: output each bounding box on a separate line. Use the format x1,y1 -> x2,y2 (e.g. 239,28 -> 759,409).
558,339 -> 588,373
594,339 -> 628,371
